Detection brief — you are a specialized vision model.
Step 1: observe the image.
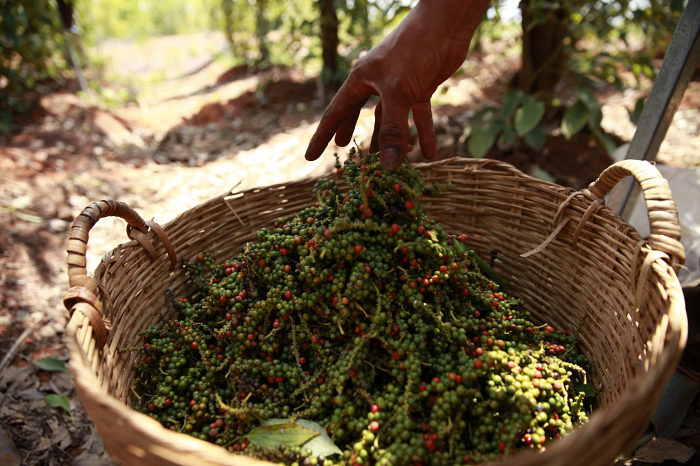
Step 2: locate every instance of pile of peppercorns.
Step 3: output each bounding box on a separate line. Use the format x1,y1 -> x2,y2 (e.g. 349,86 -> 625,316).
126,149 -> 592,466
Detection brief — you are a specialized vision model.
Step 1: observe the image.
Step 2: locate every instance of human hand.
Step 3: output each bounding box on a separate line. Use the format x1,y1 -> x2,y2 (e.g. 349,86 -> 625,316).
305,0 -> 490,171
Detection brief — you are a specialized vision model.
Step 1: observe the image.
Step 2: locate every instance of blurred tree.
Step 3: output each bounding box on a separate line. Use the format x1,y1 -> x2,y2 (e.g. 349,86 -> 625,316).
513,0 -> 686,101
0,0 -> 67,131
318,0 -> 341,92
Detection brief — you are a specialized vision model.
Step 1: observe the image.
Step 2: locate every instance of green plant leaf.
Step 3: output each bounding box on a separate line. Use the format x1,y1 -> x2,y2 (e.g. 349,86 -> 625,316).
11,195 -> 31,210
561,101 -> 589,139
571,382 -> 595,398
471,107 -> 499,127
523,126 -> 546,151
35,358 -> 68,372
468,126 -> 498,158
295,420 -> 343,457
246,422 -> 319,450
472,255 -> 508,293
591,128 -> 617,156
574,88 -> 600,113
530,166 -> 555,183
45,394 -> 74,422
628,97 -> 645,125
502,90 -> 524,120
498,124 -> 516,147
260,419 -> 342,457
514,101 -> 545,136
15,211 -> 43,223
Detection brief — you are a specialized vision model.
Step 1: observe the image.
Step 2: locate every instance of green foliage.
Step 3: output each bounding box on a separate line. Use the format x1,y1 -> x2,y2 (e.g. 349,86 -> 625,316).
526,0 -> 683,88
628,97 -> 645,125
35,358 -> 68,372
559,88 -> 617,155
75,0 -> 214,43
45,394 -> 74,422
0,0 -> 67,128
467,91 -> 547,157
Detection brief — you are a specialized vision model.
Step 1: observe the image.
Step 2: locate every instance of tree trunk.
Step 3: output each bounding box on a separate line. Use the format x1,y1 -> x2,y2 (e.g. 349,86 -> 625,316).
319,0 -> 341,94
356,0 -> 371,49
221,0 -> 236,56
255,0 -> 270,66
513,0 -> 568,100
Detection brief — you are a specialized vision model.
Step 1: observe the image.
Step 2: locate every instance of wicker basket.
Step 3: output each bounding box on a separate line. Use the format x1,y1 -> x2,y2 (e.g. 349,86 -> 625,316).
64,158 -> 687,466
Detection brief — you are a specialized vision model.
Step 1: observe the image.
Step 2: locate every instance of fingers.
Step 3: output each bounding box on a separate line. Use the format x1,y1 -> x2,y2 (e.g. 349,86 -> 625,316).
377,92 -> 411,172
411,101 -> 437,160
369,101 -> 382,154
334,106 -> 362,147
305,77 -> 372,161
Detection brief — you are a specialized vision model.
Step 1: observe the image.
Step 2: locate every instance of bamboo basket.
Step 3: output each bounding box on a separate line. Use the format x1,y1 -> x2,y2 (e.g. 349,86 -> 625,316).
64,158 -> 687,466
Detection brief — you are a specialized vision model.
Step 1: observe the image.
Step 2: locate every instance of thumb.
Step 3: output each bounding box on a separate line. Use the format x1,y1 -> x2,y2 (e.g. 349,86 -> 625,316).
377,92 -> 411,172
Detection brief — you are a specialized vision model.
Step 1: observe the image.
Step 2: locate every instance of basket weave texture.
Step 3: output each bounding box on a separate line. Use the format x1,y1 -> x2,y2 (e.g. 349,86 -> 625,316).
64,158 -> 687,466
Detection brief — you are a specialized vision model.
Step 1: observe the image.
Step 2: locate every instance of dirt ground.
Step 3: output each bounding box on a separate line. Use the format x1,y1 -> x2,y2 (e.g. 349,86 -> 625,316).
1,33 -> 699,465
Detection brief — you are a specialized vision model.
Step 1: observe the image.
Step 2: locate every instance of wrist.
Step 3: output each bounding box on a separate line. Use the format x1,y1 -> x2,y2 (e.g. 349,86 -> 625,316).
413,0 -> 490,40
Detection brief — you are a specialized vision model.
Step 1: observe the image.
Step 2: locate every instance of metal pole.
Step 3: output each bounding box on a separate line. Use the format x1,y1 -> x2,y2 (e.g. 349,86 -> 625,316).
607,0 -> 700,219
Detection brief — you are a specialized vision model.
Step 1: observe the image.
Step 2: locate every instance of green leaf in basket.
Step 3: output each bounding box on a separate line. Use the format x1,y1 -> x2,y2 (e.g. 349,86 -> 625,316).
571,382 -> 595,398
35,358 -> 68,372
514,101 -> 545,136
246,421 -> 319,451
561,100 -> 589,140
262,419 -> 342,457
45,394 -> 74,423
472,255 -> 509,293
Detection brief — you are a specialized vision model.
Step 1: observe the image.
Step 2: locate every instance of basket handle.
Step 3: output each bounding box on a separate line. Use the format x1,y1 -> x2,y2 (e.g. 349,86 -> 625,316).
584,159 -> 685,266
64,200 -> 176,349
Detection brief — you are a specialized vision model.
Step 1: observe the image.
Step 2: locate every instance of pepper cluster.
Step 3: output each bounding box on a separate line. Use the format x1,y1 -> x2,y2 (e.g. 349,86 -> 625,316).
126,149 -> 592,466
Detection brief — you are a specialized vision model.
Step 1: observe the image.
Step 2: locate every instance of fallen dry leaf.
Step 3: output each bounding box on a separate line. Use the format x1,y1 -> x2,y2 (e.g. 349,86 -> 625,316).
631,437 -> 697,464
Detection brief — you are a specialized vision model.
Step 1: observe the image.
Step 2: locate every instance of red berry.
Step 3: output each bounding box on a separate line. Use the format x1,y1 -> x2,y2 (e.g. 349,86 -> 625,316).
299,357 -> 306,364
394,183 -> 402,192
391,223 -> 400,233
369,421 -> 380,432
405,200 -> 414,210
370,404 -> 380,413
473,360 -> 483,369
191,342 -> 199,349
354,244 -> 363,253
284,290 -> 292,300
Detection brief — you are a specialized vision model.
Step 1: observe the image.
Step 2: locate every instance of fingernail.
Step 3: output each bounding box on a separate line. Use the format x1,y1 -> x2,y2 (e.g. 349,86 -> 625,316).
381,146 -> 403,171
